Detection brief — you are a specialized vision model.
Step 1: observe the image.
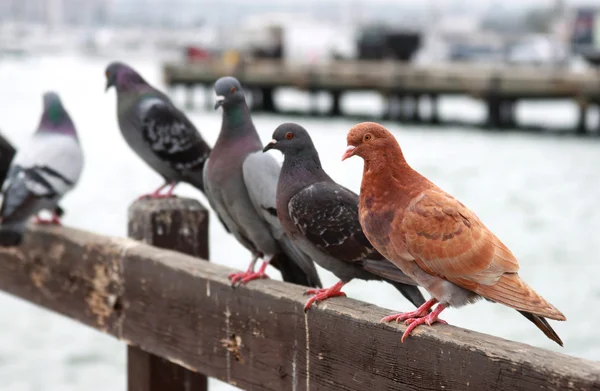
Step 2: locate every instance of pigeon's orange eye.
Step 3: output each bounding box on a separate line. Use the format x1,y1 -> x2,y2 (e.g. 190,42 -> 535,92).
364,133 -> 372,142
231,87 -> 236,93
285,132 -> 294,140
105,71 -> 110,78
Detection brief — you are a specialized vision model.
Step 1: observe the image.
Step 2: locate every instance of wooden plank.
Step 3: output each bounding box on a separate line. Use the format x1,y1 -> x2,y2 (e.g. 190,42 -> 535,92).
0,222 -> 598,391
127,198 -> 210,391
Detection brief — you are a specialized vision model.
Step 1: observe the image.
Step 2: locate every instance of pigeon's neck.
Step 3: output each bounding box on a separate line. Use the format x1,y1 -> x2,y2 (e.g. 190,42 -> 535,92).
116,71 -> 150,94
219,102 -> 261,144
38,105 -> 77,139
118,84 -> 153,100
360,150 -> 427,205
279,149 -> 330,197
223,102 -> 251,128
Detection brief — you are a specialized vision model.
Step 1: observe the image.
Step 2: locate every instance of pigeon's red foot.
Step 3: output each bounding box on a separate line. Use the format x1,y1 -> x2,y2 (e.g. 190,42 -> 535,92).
381,299 -> 447,343
34,215 -> 62,226
400,305 -> 447,343
229,262 -> 270,286
137,192 -> 176,201
137,182 -> 178,200
304,281 -> 347,311
380,297 -> 437,323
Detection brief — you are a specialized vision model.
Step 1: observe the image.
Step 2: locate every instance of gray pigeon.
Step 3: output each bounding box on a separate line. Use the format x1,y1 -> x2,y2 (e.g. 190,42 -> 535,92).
0,92 -> 84,246
263,123 -> 426,311
105,61 -> 211,200
203,77 -> 321,288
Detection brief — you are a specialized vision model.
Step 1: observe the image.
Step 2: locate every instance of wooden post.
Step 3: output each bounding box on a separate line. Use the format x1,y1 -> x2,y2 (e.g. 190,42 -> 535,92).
501,99 -> 517,128
185,85 -> 195,110
127,198 -> 210,391
261,87 -> 275,113
486,75 -> 502,129
410,94 -> 422,123
577,99 -> 588,135
330,90 -> 342,116
204,85 -> 214,112
382,93 -> 396,120
429,94 -> 439,124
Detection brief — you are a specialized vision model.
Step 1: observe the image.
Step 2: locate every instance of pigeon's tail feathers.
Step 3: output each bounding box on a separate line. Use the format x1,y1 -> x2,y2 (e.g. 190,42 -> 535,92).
388,281 -> 427,309
0,226 -> 23,247
273,236 -> 322,288
186,169 -> 207,195
518,310 -> 563,347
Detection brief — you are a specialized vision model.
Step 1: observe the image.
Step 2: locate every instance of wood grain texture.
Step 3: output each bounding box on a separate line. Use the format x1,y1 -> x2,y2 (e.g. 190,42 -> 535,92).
0,212 -> 598,391
127,197 -> 210,391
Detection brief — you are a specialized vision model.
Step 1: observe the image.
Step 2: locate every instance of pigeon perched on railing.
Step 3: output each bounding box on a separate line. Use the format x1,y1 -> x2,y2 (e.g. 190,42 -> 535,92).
0,92 -> 84,246
343,122 -> 566,346
264,123 -> 426,311
203,77 -> 321,288
105,61 -> 211,200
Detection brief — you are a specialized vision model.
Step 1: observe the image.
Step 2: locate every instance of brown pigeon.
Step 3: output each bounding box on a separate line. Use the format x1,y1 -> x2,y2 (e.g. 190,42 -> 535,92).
342,122 -> 566,346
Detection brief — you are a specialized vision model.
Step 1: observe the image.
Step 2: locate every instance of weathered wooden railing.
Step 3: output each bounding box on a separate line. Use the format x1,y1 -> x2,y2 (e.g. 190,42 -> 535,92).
0,198 -> 599,391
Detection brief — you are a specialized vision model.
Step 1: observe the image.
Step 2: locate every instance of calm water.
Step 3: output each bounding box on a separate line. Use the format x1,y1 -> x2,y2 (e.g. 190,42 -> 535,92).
0,55 -> 599,391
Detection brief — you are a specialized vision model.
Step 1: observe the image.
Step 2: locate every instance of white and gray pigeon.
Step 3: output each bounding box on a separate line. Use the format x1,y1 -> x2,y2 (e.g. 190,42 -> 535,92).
105,61 -> 212,200
203,77 -> 322,288
0,92 -> 84,246
263,123 -> 426,311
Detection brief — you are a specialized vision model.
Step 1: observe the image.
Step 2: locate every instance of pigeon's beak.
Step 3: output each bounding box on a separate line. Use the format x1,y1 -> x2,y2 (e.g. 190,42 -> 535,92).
263,139 -> 277,153
214,95 -> 225,110
105,79 -> 113,92
341,145 -> 356,161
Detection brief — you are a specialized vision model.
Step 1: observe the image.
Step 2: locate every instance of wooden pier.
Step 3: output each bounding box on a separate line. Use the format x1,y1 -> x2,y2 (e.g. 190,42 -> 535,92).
163,59 -> 600,133
0,198 -> 599,390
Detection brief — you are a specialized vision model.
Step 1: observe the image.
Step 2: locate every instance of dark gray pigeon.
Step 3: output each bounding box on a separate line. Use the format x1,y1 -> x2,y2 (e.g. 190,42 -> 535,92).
105,61 -> 211,200
263,123 -> 426,311
0,92 -> 84,246
203,77 -> 321,288
0,131 -> 16,188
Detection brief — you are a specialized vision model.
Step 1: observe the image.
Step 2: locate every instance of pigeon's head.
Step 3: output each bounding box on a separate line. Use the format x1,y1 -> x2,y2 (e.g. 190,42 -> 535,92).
263,123 -> 315,156
342,122 -> 397,162
39,91 -> 76,137
42,91 -> 63,110
41,91 -> 68,126
214,76 -> 245,110
105,61 -> 146,92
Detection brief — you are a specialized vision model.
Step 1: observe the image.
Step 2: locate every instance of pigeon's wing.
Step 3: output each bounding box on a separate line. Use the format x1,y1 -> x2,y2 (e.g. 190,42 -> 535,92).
202,158 -> 230,233
242,151 -> 321,286
137,97 -> 210,175
400,189 -> 564,320
241,151 -> 283,236
1,134 -> 83,223
0,166 -> 52,222
288,182 -> 381,263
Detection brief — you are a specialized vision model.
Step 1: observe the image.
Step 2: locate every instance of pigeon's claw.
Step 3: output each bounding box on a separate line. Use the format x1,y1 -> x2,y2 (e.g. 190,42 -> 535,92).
303,281 -> 347,312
